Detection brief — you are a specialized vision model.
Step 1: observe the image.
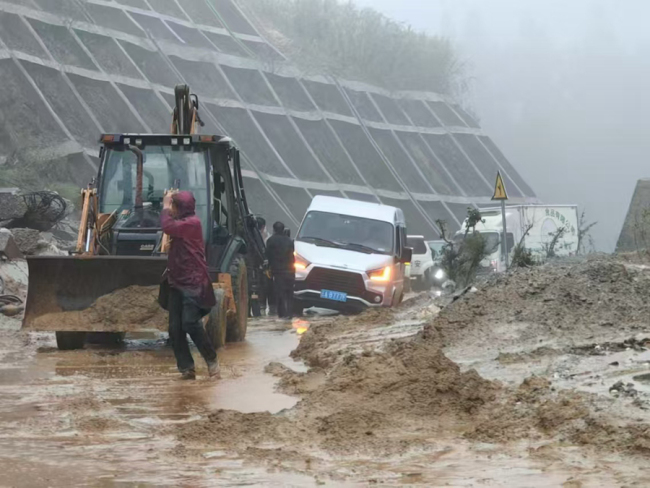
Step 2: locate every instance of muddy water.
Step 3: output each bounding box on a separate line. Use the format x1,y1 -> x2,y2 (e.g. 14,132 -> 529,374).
0,318 -> 316,487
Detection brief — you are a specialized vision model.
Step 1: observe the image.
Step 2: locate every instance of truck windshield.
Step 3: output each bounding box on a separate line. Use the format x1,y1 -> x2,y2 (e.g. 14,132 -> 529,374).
297,211 -> 394,255
99,146 -> 209,237
453,232 -> 500,255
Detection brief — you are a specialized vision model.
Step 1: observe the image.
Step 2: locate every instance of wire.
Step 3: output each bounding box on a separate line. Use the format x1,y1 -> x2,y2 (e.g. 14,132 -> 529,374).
0,295 -> 22,306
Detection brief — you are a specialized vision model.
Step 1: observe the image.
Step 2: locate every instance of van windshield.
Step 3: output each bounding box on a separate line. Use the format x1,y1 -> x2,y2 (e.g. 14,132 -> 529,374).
406,237 -> 428,254
297,211 -> 394,255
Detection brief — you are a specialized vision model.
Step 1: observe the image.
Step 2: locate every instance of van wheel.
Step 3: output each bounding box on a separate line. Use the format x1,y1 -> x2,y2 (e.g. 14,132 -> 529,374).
227,256 -> 248,342
206,289 -> 227,350
56,332 -> 87,350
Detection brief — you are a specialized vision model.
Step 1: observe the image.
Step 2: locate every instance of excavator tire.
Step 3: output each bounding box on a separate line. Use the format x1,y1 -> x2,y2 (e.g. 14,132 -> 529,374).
205,288 -> 227,350
56,331 -> 87,350
226,256 -> 248,343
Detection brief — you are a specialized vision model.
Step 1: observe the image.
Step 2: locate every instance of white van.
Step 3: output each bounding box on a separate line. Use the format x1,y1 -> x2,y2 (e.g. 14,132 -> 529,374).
293,196 -> 412,313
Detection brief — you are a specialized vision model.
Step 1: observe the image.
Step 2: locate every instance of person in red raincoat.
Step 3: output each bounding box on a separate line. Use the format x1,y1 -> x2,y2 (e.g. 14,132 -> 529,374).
162,191 -> 218,380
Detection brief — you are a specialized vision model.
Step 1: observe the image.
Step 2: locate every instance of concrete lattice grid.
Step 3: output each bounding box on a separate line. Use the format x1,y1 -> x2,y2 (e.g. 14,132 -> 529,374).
0,0 -> 537,236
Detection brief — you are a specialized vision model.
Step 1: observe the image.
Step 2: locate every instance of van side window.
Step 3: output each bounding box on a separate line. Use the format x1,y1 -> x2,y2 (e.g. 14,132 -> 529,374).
395,226 -> 401,257
398,226 -> 407,258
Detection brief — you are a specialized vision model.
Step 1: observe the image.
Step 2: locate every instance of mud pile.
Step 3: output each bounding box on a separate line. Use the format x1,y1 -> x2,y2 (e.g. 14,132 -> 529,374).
30,285 -> 167,332
177,302 -> 502,454
431,256 -> 650,346
175,261 -> 650,459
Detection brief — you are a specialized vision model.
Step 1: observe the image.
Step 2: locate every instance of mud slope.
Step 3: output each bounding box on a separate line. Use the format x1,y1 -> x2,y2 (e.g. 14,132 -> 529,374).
432,255 -> 650,349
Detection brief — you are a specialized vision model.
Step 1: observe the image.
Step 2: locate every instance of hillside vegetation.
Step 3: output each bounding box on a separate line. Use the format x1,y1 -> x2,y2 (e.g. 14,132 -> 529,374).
242,0 -> 463,94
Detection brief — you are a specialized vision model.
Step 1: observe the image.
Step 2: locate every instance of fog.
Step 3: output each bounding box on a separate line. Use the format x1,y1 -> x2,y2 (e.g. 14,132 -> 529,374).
356,0 -> 650,251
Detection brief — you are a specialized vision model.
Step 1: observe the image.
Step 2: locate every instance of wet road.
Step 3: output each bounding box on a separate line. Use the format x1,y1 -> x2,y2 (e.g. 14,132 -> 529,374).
0,317 -> 316,487
0,311 -> 646,487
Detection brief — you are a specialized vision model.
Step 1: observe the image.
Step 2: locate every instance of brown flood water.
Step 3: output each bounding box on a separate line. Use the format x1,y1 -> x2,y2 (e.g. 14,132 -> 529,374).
0,316 -> 643,487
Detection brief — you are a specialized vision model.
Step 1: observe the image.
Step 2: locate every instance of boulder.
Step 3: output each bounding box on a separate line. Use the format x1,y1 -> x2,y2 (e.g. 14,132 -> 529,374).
10,228 -> 41,255
0,192 -> 27,222
52,219 -> 79,243
0,229 -> 22,260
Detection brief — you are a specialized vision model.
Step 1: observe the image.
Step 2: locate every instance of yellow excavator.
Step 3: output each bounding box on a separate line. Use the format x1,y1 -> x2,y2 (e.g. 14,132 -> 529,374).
22,85 -> 266,350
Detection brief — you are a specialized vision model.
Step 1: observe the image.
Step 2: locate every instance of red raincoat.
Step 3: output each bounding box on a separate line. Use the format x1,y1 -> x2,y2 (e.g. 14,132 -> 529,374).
161,191 -> 216,310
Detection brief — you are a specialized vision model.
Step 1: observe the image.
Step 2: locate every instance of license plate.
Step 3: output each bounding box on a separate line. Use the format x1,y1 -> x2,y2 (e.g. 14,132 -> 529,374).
320,289 -> 348,302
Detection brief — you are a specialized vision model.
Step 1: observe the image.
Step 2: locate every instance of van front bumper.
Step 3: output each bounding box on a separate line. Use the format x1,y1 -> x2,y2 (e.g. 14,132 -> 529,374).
294,265 -> 392,311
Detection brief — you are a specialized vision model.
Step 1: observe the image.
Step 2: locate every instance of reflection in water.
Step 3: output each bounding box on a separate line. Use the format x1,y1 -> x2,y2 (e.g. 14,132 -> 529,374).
292,318 -> 310,335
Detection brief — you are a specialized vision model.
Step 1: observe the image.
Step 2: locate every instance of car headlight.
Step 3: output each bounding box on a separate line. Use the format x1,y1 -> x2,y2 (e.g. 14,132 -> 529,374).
294,252 -> 310,271
368,266 -> 391,282
434,269 -> 445,280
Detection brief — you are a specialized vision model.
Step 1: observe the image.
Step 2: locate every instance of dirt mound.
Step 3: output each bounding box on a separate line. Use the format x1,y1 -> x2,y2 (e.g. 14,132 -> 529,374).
176,410 -> 298,449
31,285 -> 167,332
177,333 -> 501,454
306,339 -> 499,419
430,256 -> 650,346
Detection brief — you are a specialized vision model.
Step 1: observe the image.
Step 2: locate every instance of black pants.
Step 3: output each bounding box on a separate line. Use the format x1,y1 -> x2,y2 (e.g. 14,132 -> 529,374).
259,272 -> 276,316
273,271 -> 294,318
168,287 -> 216,373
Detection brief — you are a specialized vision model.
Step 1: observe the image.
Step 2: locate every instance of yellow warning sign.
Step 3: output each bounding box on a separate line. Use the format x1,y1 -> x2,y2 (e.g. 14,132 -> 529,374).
492,171 -> 508,200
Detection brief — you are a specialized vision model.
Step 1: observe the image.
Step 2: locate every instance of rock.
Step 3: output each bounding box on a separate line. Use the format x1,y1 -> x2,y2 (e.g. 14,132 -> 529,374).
52,219 -> 78,243
0,192 -> 27,222
264,361 -> 293,376
33,240 -> 67,257
609,380 -> 638,398
10,228 -> 41,255
0,229 -> 23,260
0,304 -> 23,317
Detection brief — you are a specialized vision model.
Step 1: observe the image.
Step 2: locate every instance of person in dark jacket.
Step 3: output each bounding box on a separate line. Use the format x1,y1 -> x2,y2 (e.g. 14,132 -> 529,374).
255,217 -> 276,316
161,191 -> 219,380
265,221 -> 295,319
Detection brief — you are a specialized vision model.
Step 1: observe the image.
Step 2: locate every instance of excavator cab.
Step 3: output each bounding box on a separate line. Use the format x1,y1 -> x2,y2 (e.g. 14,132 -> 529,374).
98,136 -> 213,253
22,86 -> 265,350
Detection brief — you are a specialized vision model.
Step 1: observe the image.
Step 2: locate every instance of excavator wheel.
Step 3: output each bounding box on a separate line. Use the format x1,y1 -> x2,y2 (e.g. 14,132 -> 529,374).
56,331 -> 87,351
205,288 -> 227,350
226,256 -> 248,343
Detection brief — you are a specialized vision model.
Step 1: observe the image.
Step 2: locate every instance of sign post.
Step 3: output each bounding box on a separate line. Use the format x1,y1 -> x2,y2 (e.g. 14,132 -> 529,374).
491,171 -> 509,269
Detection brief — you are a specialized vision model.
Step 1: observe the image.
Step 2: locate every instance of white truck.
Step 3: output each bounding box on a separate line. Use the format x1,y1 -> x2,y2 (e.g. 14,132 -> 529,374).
457,205 -> 579,272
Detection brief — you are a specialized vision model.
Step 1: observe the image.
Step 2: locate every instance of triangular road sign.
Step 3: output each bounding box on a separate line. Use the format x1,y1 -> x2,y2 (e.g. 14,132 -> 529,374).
492,171 -> 508,200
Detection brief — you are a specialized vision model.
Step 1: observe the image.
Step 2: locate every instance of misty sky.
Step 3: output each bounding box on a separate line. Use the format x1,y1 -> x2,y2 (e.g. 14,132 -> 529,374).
355,0 -> 650,251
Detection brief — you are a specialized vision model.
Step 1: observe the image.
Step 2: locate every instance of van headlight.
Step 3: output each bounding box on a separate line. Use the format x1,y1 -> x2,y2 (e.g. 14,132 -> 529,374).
368,266 -> 391,282
434,269 -> 445,280
294,253 -> 310,271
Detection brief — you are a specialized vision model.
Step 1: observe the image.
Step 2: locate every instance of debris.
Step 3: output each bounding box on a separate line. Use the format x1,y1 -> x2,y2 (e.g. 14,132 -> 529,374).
0,295 -> 23,317
0,228 -> 23,260
11,191 -> 67,231
609,381 -> 638,398
52,219 -> 78,244
10,228 -> 41,255
0,191 -> 27,223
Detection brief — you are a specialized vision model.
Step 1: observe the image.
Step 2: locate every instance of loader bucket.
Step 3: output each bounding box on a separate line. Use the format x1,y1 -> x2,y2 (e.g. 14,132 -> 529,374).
22,255 -> 168,333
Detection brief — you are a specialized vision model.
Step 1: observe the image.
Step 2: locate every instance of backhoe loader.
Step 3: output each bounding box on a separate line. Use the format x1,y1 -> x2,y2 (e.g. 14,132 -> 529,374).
22,85 -> 266,350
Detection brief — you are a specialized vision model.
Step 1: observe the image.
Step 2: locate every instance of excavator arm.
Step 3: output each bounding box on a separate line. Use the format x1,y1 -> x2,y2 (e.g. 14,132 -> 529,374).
171,84 -> 204,135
